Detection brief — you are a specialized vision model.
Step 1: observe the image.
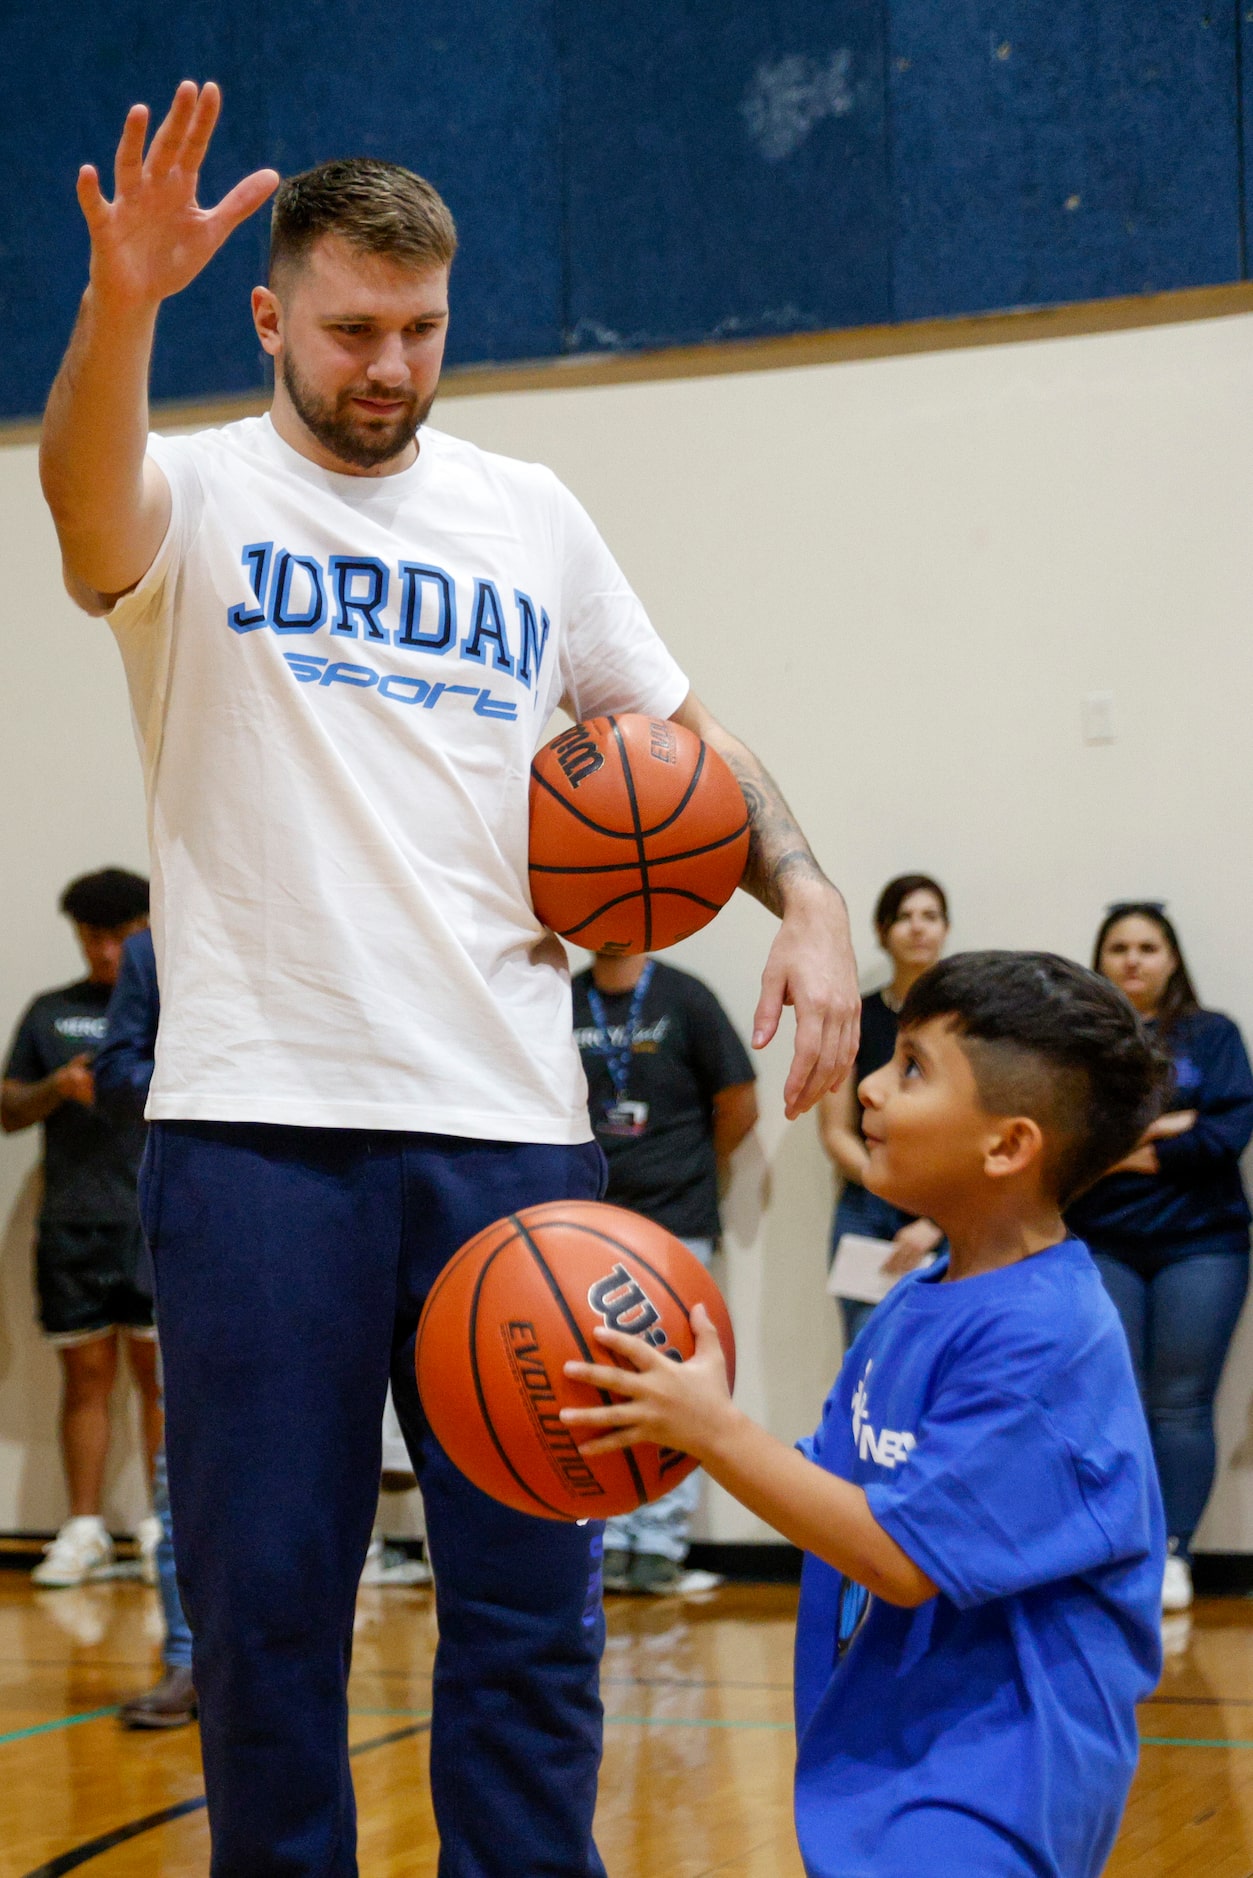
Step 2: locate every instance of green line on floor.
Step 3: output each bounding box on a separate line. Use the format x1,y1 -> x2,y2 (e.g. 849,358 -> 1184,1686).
349,1707 -> 789,1731
1140,1735 -> 1253,1748
0,1706 -> 119,1747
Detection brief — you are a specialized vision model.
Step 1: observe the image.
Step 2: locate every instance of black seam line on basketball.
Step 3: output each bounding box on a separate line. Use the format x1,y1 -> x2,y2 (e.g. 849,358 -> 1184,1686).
541,1223 -> 698,1321
531,747 -> 722,844
639,738 -> 707,839
14,1723 -> 431,1878
414,1220 -> 515,1375
467,1232 -> 571,1519
529,819 -> 750,875
608,716 -> 652,952
510,1212 -> 651,1509
559,887 -> 722,938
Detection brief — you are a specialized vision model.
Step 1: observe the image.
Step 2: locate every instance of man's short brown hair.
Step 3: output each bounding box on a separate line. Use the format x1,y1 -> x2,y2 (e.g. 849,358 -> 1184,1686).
269,158 -> 457,285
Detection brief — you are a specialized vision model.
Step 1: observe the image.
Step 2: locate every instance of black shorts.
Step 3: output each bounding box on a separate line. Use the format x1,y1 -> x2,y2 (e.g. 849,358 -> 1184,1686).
36,1219 -> 155,1344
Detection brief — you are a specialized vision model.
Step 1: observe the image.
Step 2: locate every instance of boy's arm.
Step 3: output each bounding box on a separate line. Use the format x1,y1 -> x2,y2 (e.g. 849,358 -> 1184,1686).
563,1308 -> 937,1608
1,1059 -> 94,1133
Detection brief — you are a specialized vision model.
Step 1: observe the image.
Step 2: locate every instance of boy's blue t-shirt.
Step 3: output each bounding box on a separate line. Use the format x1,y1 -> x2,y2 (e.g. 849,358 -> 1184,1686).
794,1238 -> 1164,1878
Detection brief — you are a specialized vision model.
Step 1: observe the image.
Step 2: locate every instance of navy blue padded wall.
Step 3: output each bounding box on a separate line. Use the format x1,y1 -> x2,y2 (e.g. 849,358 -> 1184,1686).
557,0 -> 893,350
0,0 -> 562,418
262,2 -> 562,369
889,0 -> 1241,319
1241,3 -> 1253,275
4,2 -> 1251,420
2,4 -> 271,416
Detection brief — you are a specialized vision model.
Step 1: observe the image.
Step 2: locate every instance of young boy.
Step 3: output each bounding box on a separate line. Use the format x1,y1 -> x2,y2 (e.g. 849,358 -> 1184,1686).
564,951 -> 1167,1878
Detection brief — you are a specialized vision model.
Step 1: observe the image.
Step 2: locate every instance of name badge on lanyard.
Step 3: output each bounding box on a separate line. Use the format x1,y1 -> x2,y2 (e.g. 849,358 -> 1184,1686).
587,961 -> 654,1140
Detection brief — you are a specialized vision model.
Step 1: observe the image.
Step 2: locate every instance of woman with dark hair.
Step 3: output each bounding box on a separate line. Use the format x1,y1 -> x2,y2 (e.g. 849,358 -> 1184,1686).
819,875 -> 949,1345
1068,903 -> 1253,1614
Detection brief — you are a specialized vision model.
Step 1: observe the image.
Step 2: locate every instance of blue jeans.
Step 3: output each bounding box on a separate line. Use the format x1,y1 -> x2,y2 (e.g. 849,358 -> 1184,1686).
604,1236 -> 712,1563
1092,1240 -> 1250,1553
142,1121 -> 608,1878
830,1184 -> 918,1349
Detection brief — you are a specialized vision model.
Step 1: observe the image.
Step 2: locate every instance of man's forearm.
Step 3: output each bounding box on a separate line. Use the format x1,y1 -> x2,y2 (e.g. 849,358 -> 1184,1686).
669,695 -> 837,916
708,730 -> 832,917
40,286 -> 163,597
0,1077 -> 63,1134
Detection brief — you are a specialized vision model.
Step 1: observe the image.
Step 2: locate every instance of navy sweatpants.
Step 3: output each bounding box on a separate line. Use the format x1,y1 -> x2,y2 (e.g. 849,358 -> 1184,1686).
140,1122 -> 608,1878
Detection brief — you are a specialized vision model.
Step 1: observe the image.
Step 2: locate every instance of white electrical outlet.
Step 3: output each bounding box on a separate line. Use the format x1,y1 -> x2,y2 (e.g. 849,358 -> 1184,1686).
1081,693 -> 1117,744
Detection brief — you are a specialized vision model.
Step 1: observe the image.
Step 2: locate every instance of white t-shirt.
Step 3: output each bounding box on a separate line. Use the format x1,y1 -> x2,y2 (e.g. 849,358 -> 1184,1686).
104,415 -> 688,1142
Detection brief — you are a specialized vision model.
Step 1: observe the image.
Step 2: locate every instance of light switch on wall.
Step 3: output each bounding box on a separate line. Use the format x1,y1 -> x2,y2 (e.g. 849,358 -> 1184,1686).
1081,692 -> 1117,744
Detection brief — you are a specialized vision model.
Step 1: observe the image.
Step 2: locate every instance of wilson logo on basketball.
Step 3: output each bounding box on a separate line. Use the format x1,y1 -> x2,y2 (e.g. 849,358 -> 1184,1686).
588,1265 -> 683,1363
503,1322 -> 606,1502
551,723 -> 605,789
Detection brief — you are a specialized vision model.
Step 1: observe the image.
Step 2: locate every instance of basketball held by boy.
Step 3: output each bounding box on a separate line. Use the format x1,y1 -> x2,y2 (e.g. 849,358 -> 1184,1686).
563,951 -> 1168,1878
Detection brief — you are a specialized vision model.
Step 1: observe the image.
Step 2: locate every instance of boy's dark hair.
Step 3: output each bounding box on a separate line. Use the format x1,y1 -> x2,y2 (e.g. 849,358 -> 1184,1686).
899,951 -> 1168,1204
1092,902 -> 1200,1039
269,158 -> 458,287
874,873 -> 949,939
59,868 -> 150,930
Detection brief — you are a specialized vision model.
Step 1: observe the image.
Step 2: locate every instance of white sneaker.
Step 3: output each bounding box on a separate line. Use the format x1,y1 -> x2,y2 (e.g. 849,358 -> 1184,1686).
32,1516 -> 114,1588
359,1536 -> 431,1587
135,1515 -> 162,1586
1162,1553 -> 1193,1612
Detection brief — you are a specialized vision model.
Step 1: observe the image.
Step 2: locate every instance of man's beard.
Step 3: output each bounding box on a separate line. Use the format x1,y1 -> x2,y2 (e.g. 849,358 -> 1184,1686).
281,352 -> 436,470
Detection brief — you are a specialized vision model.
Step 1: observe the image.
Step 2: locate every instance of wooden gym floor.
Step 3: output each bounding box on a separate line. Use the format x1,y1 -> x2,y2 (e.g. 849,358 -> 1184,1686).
1,1569 -> 1252,1876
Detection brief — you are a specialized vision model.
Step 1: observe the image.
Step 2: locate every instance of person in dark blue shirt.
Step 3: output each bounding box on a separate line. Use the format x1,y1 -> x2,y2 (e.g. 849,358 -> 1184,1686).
564,952 -> 1166,1878
1068,903 -> 1253,1615
94,926 -> 197,1730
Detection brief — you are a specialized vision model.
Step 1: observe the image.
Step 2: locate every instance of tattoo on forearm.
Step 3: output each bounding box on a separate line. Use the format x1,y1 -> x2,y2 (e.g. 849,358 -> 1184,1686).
723,749 -> 829,916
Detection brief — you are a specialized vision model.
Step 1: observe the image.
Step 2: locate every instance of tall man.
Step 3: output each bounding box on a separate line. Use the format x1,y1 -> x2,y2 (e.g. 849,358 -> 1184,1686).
39,81 -> 859,1876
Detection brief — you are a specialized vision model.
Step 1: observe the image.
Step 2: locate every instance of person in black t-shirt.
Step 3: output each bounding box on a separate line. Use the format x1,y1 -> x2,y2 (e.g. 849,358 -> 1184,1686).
819,875 -> 950,1346
1,868 -> 161,1588
573,951 -> 757,1593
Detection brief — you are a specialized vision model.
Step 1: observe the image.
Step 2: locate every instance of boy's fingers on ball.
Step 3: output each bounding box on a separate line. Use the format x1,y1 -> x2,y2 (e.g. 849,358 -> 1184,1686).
591,1324 -> 656,1365
576,1429 -> 640,1457
561,1400 -> 636,1427
564,1356 -> 645,1393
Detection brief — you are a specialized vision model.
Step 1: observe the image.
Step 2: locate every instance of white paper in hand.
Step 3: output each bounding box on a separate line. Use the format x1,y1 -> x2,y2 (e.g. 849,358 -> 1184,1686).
826,1234 -> 921,1305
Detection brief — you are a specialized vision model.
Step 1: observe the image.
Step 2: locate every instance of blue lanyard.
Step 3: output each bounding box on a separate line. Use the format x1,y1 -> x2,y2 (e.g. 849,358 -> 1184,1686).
586,961 -> 655,1102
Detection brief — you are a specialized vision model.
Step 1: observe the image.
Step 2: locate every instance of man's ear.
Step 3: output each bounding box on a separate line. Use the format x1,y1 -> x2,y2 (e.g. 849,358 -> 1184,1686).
982,1115 -> 1045,1182
252,285 -> 283,359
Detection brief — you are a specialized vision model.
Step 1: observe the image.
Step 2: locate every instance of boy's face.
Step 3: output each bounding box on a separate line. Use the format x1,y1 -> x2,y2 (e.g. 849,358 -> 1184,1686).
858,1018 -> 1000,1219
73,918 -> 147,988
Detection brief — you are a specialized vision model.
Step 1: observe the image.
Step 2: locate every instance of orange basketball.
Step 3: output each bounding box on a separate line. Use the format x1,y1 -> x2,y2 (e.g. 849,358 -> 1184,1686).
415,1201 -> 736,1521
529,714 -> 749,955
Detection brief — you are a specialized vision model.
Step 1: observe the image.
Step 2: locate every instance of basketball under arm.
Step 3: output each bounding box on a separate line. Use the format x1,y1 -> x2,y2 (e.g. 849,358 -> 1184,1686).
39,287 -> 172,609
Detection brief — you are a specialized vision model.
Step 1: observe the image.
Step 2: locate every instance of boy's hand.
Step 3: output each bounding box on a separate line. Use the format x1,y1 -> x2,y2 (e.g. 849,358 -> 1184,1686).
562,1303 -> 737,1461
52,1054 -> 95,1107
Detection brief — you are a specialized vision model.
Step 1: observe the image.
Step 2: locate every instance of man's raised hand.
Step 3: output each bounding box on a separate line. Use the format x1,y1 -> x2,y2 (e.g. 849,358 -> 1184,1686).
77,81 -> 278,312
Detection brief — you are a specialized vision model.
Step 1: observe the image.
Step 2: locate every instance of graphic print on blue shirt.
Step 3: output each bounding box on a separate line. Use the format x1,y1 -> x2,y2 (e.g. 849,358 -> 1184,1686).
793,1240 -> 1163,1878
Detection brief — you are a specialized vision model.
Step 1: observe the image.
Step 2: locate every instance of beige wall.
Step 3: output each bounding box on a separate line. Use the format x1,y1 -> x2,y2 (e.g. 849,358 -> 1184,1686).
3,304 -> 1253,1543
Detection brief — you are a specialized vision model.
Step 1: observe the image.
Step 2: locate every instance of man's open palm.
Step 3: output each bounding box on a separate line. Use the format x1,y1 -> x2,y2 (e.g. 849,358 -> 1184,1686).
77,80 -> 278,311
